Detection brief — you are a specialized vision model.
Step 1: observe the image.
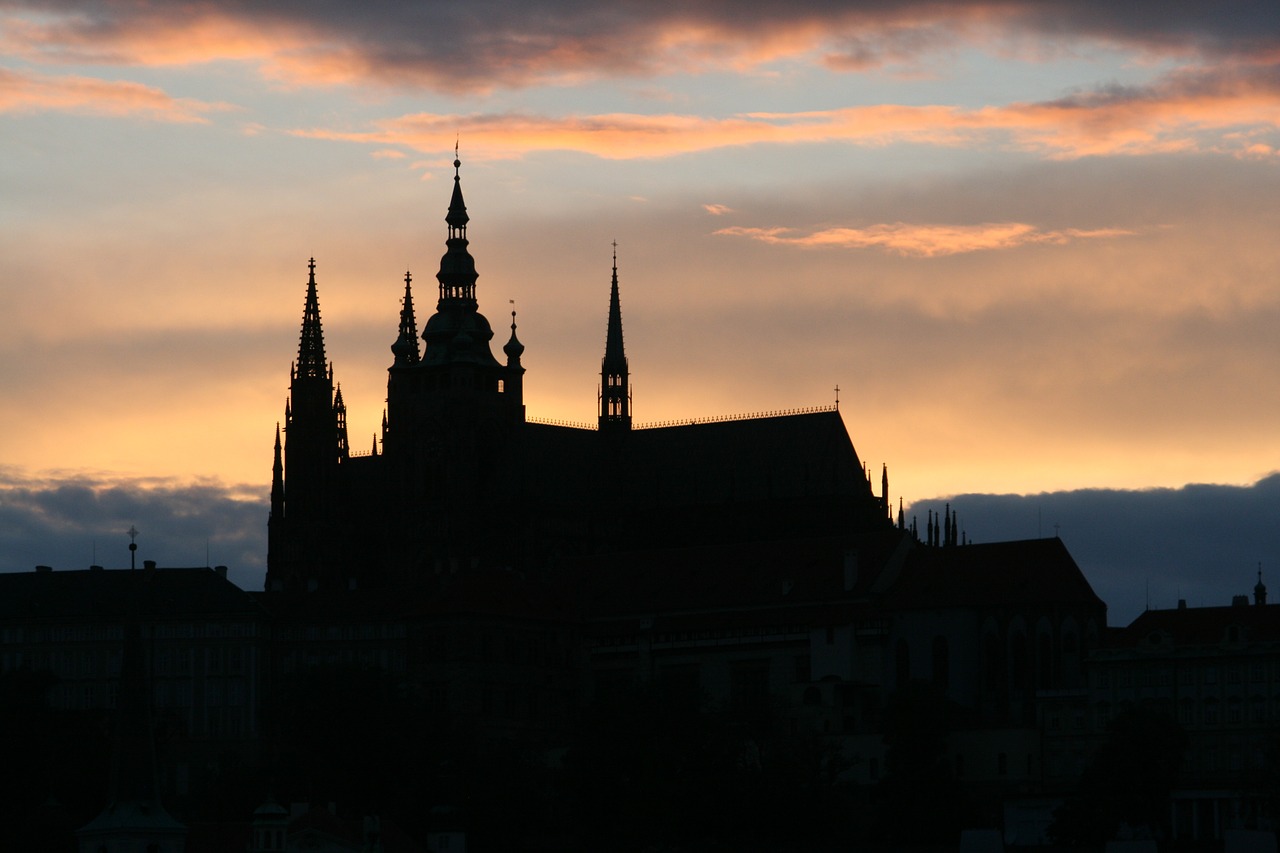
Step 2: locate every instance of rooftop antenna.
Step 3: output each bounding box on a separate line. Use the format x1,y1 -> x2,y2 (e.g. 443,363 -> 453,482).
127,525 -> 139,571
834,384 -> 840,410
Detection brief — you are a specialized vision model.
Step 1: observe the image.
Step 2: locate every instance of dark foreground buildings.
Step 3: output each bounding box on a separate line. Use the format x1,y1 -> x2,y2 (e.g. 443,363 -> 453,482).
4,160 -> 1278,851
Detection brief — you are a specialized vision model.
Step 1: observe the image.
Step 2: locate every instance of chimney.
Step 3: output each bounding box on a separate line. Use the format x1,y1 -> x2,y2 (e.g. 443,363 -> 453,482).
1232,594 -> 1249,607
35,565 -> 52,573
214,565 -> 227,579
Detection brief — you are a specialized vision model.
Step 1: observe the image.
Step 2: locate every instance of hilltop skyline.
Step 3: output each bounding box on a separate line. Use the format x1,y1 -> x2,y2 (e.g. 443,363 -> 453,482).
3,1 -> 1279,621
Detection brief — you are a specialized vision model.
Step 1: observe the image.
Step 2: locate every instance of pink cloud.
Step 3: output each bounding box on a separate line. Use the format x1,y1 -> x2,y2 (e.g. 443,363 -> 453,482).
0,67 -> 230,121
292,66 -> 1280,162
715,222 -> 1136,257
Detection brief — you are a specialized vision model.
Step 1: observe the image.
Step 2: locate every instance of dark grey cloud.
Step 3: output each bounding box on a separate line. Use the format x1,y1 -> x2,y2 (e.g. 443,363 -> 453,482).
8,1 -> 1279,91
6,467 -> 1275,631
0,473 -> 267,591
909,474 -> 1280,629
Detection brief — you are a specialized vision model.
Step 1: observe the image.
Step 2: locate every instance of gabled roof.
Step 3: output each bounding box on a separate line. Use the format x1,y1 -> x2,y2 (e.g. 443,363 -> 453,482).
516,410 -> 887,558
522,409 -> 873,506
878,537 -> 1106,612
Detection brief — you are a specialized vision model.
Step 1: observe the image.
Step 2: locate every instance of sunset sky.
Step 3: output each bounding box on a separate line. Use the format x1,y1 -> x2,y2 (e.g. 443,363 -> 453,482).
3,1 -> 1279,619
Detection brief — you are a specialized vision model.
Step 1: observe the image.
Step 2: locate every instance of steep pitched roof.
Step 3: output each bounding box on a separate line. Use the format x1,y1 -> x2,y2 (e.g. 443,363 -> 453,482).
879,537 -> 1106,612
521,410 -> 880,515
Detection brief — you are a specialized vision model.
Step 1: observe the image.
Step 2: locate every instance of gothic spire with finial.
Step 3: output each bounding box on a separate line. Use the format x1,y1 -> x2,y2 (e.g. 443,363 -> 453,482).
599,242 -> 631,430
392,270 -> 420,365
297,258 -> 327,379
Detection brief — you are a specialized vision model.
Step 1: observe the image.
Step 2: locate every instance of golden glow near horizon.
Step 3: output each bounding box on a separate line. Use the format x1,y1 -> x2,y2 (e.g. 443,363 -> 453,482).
2,1 -> 1280,512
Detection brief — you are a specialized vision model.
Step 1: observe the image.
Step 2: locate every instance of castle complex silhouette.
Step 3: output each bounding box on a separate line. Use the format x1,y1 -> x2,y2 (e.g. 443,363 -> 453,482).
268,154 -> 894,593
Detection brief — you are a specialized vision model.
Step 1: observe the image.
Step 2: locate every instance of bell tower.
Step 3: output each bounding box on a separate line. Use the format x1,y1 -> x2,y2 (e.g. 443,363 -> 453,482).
599,243 -> 631,432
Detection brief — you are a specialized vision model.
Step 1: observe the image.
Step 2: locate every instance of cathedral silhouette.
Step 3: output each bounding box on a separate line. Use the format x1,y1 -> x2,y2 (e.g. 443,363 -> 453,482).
267,154 -> 896,594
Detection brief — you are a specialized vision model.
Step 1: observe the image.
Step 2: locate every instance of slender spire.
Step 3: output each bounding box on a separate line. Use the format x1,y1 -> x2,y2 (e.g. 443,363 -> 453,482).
392,270 -> 420,365
297,258 -> 327,379
600,242 -> 631,430
334,384 -> 349,460
271,423 -> 284,512
435,151 -> 478,307
881,463 -> 889,518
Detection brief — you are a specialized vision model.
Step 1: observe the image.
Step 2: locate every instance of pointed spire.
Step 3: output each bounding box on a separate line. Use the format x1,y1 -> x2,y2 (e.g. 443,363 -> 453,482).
271,423 -> 284,511
297,258 -> 328,379
604,243 -> 626,367
392,270 -> 420,365
600,242 -> 631,430
334,384 -> 349,460
446,145 -> 469,236
881,463 -> 889,518
434,151 -> 479,307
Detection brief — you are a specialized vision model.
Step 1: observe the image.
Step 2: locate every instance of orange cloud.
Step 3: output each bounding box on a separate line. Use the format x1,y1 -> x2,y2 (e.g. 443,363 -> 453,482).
0,67 -> 230,121
715,222 -> 1136,257
293,73 -> 1280,162
703,203 -> 733,215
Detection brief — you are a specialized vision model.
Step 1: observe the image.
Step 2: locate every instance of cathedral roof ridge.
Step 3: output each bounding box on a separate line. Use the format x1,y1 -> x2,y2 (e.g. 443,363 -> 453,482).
633,404 -> 839,430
